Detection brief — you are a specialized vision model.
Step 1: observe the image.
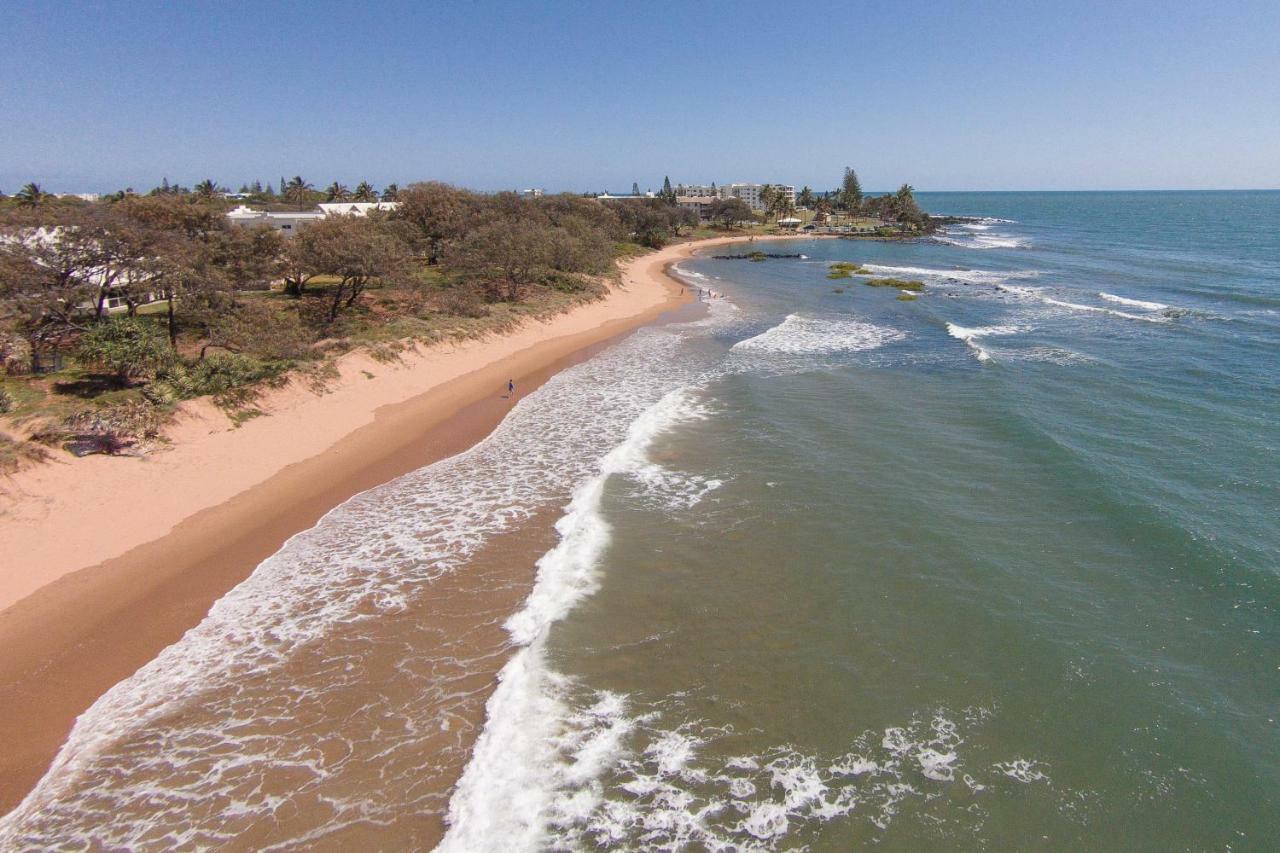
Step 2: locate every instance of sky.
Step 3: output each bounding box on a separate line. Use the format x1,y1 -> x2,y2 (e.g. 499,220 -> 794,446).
2,0 -> 1278,194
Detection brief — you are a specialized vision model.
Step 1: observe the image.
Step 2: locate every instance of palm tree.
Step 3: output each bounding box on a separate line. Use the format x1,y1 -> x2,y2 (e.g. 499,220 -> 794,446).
16,182 -> 47,206
353,181 -> 377,202
194,179 -> 218,199
381,183 -> 399,202
325,182 -> 352,202
284,176 -> 314,207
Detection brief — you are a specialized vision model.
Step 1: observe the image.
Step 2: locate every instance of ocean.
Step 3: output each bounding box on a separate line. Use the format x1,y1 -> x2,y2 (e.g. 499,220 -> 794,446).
2,191 -> 1277,849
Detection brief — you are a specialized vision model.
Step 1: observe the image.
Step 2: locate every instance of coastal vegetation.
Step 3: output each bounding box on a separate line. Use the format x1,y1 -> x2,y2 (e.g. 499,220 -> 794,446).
0,181 -> 698,466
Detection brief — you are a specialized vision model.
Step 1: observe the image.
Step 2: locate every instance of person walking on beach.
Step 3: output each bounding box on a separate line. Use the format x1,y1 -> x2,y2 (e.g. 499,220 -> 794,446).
507,379 -> 515,398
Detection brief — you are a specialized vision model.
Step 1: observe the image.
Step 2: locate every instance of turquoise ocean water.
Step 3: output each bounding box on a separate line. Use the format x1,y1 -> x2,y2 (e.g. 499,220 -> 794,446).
3,192 -> 1276,849
447,191 -> 1280,849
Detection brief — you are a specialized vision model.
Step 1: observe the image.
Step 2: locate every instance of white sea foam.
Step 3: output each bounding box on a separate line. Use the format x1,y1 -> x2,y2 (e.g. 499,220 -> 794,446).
1099,292 -> 1169,311
935,231 -> 1029,249
450,699 -> 1048,848
860,263 -> 1040,286
439,387 -> 711,851
946,323 -> 1025,363
733,314 -> 906,355
670,263 -> 709,282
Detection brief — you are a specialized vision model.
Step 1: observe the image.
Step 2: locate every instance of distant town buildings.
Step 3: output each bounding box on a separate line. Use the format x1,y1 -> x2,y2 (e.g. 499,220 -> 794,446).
595,191 -> 657,201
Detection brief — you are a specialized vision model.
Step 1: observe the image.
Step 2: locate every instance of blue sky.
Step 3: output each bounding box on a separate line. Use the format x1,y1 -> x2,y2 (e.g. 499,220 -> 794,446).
2,0 -> 1278,193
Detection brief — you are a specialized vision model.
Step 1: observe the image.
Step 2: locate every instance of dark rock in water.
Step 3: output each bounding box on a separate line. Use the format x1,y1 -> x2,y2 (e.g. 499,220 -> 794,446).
711,253 -> 803,260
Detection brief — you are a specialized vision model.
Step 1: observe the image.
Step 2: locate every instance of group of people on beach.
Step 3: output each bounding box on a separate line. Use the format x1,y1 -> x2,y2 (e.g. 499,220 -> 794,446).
681,286 -> 725,301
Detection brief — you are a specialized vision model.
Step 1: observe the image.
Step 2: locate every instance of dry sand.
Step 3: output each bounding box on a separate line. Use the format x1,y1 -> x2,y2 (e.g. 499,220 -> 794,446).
0,233 -> 782,814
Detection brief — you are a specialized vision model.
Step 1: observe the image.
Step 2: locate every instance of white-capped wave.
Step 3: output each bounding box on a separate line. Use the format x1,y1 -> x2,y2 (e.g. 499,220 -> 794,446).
935,232 -> 1029,250
733,314 -> 905,355
1041,295 -> 1168,323
945,323 -> 1025,363
1099,292 -> 1169,311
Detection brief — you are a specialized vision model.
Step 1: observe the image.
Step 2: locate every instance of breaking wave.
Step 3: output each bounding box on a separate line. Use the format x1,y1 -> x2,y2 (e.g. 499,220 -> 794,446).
1099,292 -> 1169,311
946,323 -> 1026,363
733,314 -> 906,355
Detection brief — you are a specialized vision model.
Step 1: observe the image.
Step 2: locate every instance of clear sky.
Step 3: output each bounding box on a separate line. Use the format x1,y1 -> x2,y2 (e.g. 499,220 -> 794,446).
2,0 -> 1278,194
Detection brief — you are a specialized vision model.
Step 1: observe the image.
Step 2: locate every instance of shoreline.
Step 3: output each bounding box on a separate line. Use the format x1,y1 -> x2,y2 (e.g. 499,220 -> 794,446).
0,232 -> 783,816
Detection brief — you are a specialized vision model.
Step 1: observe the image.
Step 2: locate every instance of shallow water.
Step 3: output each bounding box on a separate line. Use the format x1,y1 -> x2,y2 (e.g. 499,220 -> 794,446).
3,192 -> 1277,849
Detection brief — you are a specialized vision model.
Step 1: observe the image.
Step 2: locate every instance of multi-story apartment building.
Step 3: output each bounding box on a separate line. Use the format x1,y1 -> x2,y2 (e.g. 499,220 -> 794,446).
720,183 -> 796,212
674,182 -> 797,211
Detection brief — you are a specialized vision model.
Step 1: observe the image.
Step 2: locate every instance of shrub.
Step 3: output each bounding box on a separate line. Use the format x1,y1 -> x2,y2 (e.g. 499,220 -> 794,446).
144,354 -> 289,406
76,317 -> 173,383
0,387 -> 12,414
437,287 -> 491,318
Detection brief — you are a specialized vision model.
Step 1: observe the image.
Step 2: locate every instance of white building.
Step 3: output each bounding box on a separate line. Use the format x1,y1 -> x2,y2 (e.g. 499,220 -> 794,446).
595,191 -> 657,201
720,183 -> 795,212
675,184 -> 720,198
672,183 -> 796,211
521,188 -> 544,199
226,202 -> 401,236
225,206 -> 324,236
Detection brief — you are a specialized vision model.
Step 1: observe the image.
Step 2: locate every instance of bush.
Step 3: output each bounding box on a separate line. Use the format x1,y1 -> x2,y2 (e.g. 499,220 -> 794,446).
436,287 -> 491,318
144,353 -> 289,406
76,317 -> 173,383
0,387 -> 12,414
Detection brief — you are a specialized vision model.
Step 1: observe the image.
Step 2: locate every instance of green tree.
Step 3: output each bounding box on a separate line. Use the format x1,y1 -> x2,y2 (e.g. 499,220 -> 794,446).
381,183 -> 399,201
797,186 -> 815,208
707,197 -> 753,228
194,179 -> 219,200
661,176 -> 676,205
15,183 -> 47,207
446,220 -> 552,301
284,176 -> 314,207
353,181 -> 378,202
291,217 -> 410,319
839,167 -> 863,211
631,182 -> 641,197
325,182 -> 351,202
394,181 -> 479,264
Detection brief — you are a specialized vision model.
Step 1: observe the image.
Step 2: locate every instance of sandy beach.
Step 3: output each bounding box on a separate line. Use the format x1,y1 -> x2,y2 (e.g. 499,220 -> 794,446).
0,233 -> 780,816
